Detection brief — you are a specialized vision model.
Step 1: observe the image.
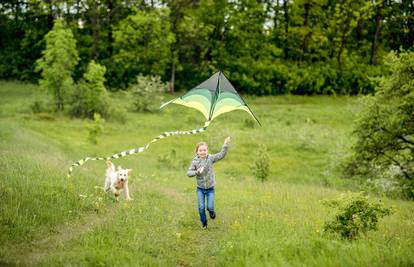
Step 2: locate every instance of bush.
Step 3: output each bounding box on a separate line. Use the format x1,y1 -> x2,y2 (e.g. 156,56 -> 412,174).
71,61 -> 110,119
323,192 -> 393,240
252,146 -> 270,182
129,74 -> 168,112
287,61 -> 378,95
108,106 -> 128,124
88,113 -> 105,145
30,99 -> 49,113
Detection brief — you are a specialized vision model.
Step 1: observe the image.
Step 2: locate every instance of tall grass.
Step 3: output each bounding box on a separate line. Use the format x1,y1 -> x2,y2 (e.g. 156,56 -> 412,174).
0,81 -> 413,266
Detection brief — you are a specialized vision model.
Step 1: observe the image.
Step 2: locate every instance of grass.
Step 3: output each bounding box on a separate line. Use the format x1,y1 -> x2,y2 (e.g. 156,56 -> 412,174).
0,80 -> 413,266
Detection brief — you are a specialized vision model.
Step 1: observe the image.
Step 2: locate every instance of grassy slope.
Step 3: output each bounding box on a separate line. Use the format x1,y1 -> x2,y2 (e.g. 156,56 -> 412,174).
0,81 -> 413,266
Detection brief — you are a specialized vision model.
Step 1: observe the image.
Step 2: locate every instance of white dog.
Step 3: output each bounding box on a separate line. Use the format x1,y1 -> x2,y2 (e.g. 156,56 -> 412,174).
104,161 -> 132,201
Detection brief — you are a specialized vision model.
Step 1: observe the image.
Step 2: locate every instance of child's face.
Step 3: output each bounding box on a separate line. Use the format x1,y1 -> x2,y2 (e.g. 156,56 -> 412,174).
197,145 -> 208,158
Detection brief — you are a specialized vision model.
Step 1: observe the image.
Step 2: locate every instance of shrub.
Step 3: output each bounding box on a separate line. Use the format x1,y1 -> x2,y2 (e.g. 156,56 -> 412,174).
323,192 -> 393,240
243,118 -> 255,129
70,61 -> 109,119
129,74 -> 168,112
252,146 -> 270,182
108,106 -> 128,124
30,100 -> 49,113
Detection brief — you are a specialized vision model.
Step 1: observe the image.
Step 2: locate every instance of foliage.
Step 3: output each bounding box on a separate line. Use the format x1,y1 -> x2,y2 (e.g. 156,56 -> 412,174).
2,1 -> 413,94
71,61 -> 109,119
88,113 -> 105,145
346,51 -> 414,198
108,106 -> 128,124
110,7 -> 175,88
129,74 -> 168,112
30,99 -> 50,114
252,145 -> 270,182
35,19 -> 79,111
323,192 -> 393,240
286,61 -> 380,95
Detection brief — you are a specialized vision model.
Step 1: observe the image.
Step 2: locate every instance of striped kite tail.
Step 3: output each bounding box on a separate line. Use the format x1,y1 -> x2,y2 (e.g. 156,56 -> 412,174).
67,121 -> 211,178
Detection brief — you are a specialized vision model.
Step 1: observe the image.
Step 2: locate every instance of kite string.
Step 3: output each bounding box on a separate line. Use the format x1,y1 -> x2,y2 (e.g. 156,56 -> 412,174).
67,120 -> 211,178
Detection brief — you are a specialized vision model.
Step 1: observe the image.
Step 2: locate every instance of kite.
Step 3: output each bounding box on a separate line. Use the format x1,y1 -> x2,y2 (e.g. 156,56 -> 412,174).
160,71 -> 260,125
67,71 -> 259,177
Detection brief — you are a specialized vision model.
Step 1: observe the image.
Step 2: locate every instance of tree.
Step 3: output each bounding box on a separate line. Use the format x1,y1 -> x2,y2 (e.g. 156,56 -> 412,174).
346,51 -> 414,198
328,0 -> 371,69
36,19 -> 79,111
111,7 -> 175,88
71,60 -> 109,118
164,0 -> 214,92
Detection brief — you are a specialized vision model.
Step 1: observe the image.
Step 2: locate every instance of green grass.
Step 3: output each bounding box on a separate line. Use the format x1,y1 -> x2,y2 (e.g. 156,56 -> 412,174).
0,80 -> 413,266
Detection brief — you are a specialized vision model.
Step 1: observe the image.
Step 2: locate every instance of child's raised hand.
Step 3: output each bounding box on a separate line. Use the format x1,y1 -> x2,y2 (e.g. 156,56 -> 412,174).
224,136 -> 231,146
197,167 -> 204,175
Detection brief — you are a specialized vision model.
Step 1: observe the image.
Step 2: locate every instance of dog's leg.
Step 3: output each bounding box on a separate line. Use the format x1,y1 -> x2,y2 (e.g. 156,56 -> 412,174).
124,181 -> 133,201
110,185 -> 120,201
104,178 -> 111,192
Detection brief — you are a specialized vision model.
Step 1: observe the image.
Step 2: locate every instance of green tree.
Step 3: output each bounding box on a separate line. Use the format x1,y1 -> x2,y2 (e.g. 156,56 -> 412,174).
346,51 -> 414,198
36,19 -> 79,111
164,0 -> 214,92
328,0 -> 371,69
206,0 -> 284,94
111,7 -> 175,88
71,60 -> 109,118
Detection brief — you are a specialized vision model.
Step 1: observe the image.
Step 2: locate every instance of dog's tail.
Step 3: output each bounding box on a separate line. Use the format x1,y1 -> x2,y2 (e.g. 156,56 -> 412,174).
106,161 -> 115,172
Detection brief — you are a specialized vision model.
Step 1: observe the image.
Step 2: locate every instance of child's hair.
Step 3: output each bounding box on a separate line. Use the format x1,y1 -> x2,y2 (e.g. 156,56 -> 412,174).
195,142 -> 208,153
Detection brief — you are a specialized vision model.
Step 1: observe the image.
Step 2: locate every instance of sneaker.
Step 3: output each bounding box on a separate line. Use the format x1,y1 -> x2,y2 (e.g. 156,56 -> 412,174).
202,221 -> 208,229
209,211 -> 216,220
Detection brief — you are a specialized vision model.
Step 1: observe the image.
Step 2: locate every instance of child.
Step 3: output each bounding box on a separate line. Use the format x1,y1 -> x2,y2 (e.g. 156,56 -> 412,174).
187,137 -> 231,229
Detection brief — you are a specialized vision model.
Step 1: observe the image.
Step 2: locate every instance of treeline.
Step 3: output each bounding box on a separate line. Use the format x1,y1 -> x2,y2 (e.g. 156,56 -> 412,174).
1,0 -> 413,95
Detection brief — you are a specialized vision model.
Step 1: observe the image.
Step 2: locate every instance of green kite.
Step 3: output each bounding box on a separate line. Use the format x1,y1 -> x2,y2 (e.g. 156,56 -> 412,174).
161,71 -> 260,125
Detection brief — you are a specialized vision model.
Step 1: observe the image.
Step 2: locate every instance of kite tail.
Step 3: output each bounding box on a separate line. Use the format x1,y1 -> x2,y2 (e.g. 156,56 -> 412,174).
67,121 -> 211,178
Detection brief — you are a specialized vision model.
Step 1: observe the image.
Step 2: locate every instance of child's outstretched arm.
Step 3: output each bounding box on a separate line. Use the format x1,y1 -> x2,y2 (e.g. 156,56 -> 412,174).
211,137 -> 231,163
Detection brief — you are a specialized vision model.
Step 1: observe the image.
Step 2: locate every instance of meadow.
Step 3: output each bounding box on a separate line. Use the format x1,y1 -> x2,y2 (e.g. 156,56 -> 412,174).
0,81 -> 413,266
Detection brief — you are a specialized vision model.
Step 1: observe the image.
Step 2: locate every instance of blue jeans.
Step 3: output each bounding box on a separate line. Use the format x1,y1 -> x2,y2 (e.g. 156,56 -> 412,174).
196,187 -> 215,224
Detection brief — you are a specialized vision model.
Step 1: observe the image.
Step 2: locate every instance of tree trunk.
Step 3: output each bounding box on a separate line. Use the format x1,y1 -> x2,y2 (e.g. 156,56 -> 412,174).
107,0 -> 114,57
283,0 -> 289,60
370,4 -> 382,65
91,1 -> 100,60
301,0 -> 311,61
337,1 -> 352,70
169,62 -> 175,93
273,0 -> 280,29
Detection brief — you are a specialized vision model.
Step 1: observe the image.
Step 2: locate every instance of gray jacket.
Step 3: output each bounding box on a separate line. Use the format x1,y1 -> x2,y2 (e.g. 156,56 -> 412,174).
187,145 -> 229,189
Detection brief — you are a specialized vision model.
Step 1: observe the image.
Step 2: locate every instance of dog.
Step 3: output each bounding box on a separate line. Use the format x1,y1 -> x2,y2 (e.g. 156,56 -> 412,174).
104,161 -> 133,201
